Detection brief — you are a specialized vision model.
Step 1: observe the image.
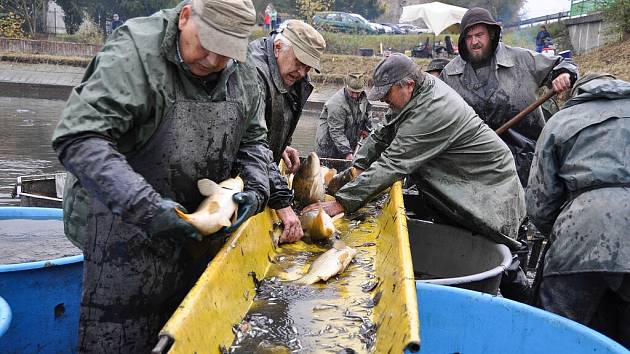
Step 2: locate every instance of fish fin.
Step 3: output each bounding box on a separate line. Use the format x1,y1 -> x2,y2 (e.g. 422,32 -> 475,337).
295,274 -> 319,285
332,240 -> 347,250
174,208 -> 190,221
331,213 -> 345,222
218,217 -> 232,227
197,179 -> 220,196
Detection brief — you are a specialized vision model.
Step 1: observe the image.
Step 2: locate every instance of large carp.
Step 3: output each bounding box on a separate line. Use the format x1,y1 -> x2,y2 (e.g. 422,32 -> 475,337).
292,152 -> 325,206
298,206 -> 341,240
175,176 -> 244,236
296,241 -> 357,285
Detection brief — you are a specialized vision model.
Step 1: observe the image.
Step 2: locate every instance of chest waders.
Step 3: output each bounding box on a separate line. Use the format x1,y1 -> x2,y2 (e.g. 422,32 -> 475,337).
78,75 -> 245,353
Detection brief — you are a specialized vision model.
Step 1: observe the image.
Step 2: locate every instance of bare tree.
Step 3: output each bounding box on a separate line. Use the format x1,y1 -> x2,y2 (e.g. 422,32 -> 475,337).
4,0 -> 46,36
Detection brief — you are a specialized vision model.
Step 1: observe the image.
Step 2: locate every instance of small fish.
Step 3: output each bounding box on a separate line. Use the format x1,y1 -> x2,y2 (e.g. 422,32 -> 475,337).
296,241 -> 357,285
298,207 -> 342,240
320,166 -> 337,186
292,152 -> 325,206
175,176 -> 244,236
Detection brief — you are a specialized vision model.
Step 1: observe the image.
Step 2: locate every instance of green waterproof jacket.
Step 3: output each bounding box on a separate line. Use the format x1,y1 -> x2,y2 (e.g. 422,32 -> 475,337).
315,88 -> 372,159
526,78 -> 630,275
336,74 -> 526,248
52,2 -> 268,247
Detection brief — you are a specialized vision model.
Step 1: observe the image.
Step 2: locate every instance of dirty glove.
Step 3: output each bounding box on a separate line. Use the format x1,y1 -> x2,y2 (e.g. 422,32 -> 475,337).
147,199 -> 203,241
327,167 -> 356,195
215,191 -> 260,235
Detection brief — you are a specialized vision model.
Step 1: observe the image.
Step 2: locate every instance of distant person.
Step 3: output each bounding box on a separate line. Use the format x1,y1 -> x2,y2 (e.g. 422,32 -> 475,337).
271,8 -> 278,30
535,25 -> 552,53
316,72 -> 372,160
527,74 -> 630,347
425,58 -> 450,77
111,13 -> 123,31
264,12 -> 271,31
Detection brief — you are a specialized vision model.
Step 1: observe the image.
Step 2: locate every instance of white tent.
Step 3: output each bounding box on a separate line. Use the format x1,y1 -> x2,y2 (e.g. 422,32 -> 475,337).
399,2 -> 468,36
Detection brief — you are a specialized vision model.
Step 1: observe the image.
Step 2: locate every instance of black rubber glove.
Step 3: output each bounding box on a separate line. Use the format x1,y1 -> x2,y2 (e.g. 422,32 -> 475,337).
327,167 -> 355,195
215,191 -> 260,235
147,199 -> 203,241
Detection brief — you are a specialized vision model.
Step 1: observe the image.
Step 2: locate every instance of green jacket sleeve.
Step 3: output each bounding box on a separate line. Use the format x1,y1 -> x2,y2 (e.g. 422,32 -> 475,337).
235,76 -> 272,212
353,114 -> 394,170
338,106 -> 455,213
525,132 -> 566,235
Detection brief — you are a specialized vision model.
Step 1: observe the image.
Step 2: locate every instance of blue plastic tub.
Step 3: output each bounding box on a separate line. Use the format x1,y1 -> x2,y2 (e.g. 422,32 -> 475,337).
0,296 -> 11,339
0,207 -> 83,353
410,282 -> 629,354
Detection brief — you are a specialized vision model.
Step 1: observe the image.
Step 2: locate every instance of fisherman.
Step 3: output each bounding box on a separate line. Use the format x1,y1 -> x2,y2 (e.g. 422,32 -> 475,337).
307,53 -> 526,260
247,19 -> 325,243
439,8 -> 576,302
52,0 -> 270,351
535,25 -> 552,53
440,7 -> 576,186
425,58 -> 450,77
315,72 -> 372,160
527,74 -> 630,347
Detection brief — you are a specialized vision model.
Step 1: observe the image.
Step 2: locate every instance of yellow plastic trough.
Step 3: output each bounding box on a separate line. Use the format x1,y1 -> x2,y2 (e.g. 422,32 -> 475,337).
153,182 -> 419,353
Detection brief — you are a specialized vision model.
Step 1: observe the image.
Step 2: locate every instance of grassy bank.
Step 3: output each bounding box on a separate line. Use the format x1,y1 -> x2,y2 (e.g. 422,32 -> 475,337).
251,28 -> 458,56
1,37 -> 628,82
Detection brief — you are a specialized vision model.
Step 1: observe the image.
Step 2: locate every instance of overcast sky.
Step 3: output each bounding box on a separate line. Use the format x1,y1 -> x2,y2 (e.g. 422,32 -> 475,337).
522,0 -> 572,18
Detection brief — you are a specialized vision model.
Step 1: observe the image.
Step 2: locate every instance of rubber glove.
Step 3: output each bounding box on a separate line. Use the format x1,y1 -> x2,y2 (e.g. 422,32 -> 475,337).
147,199 -> 203,241
215,191 -> 260,235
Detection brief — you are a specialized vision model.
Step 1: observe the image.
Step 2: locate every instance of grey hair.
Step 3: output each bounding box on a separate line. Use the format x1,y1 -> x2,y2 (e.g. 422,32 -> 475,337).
394,67 -> 423,88
273,33 -> 293,52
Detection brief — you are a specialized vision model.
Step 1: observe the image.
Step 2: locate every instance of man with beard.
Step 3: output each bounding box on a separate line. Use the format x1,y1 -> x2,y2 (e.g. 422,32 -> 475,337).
248,20 -> 326,243
316,72 -> 372,160
440,8 -> 576,302
440,7 -> 576,186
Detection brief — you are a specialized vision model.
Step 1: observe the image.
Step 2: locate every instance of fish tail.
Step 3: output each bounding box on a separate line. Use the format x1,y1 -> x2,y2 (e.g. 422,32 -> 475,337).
174,208 -> 190,222
295,275 -> 318,285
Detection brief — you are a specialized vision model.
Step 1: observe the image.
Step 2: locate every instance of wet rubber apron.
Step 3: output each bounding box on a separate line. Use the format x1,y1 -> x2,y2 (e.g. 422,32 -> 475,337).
78,74 -> 245,353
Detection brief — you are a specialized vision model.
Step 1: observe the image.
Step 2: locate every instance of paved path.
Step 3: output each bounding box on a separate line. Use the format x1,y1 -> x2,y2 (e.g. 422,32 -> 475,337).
0,61 -> 387,110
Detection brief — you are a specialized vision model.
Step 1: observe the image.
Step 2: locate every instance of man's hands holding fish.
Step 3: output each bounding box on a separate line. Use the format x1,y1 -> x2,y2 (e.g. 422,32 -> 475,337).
148,198 -> 203,241
276,206 -> 304,243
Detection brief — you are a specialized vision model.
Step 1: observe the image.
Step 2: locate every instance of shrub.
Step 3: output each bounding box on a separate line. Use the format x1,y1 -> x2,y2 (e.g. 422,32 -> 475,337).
0,12 -> 27,39
75,13 -> 103,44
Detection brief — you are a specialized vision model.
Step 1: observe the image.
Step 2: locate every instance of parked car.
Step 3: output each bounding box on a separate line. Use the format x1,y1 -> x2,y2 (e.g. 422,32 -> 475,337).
312,11 -> 377,34
398,23 -> 432,34
382,23 -> 404,35
348,13 -> 382,34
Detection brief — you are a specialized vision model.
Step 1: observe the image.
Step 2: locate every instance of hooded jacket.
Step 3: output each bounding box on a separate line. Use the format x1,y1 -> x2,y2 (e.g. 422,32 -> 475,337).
526,77 -> 630,275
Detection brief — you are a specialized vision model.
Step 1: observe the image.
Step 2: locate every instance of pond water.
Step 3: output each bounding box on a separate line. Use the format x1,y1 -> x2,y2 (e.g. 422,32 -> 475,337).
0,96 -> 320,206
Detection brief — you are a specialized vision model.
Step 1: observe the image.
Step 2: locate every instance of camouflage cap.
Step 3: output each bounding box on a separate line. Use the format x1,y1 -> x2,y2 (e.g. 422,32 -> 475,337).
280,20 -> 326,72
368,53 -> 419,101
345,72 -> 365,93
192,0 -> 256,62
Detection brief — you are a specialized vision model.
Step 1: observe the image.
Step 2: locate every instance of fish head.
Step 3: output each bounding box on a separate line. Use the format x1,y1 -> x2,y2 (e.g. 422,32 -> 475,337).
219,176 -> 244,191
310,207 -> 335,240
299,152 -> 321,178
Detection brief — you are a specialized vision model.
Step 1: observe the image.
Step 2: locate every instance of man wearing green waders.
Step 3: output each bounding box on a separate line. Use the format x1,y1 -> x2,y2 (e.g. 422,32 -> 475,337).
52,0 -> 271,351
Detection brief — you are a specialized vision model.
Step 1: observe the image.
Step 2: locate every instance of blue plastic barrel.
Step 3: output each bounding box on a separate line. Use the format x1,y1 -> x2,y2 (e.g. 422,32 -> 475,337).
409,282 -> 628,354
0,207 -> 83,354
0,296 -> 11,339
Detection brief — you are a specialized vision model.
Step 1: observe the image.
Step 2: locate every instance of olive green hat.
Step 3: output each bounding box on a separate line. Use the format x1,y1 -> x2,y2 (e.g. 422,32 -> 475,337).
280,20 -> 326,72
345,73 -> 365,93
192,0 -> 256,62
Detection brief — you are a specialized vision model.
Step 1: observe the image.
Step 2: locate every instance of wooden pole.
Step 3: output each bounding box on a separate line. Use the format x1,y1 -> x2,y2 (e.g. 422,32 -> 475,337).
495,90 -> 556,135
